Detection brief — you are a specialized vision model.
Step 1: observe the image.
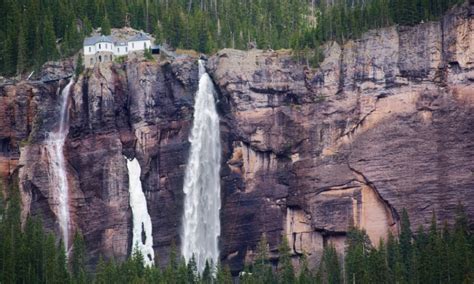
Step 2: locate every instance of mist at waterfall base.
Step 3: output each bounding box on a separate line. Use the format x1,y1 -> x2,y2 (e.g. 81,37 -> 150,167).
45,79 -> 74,251
181,60 -> 222,273
126,157 -> 155,266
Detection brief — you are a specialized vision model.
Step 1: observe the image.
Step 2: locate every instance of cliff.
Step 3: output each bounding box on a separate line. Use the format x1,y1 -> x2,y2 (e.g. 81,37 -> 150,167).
0,3 -> 472,272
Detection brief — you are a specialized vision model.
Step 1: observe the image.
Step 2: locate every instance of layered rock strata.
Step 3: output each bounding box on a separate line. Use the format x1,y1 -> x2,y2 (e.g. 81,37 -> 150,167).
0,3 -> 472,273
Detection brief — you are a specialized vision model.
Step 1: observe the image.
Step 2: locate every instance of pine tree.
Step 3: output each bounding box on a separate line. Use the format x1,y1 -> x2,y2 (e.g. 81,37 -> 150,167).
71,231 -> 87,284
44,234 -> 58,283
76,54 -> 84,77
202,260 -> 213,284
367,239 -> 388,283
216,263 -> 233,284
253,233 -> 273,283
16,21 -> 28,75
83,17 -> 93,36
101,16 -> 111,36
186,254 -> 198,283
298,253 -> 314,284
42,14 -> 59,63
345,227 -> 371,283
63,19 -> 82,57
130,245 -> 145,278
427,211 -> 443,283
399,208 -> 413,281
386,231 -> 403,283
318,243 -> 341,284
163,240 -> 178,282
278,236 -> 295,284
452,203 -> 473,283
413,225 -> 429,281
95,256 -> 108,284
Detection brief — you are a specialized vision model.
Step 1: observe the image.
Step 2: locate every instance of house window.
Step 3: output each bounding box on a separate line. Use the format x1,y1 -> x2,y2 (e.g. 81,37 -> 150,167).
89,47 -> 91,52
125,47 -> 128,52
144,42 -> 147,49
117,48 -> 119,52
106,44 -> 108,49
132,43 -> 134,48
99,44 -> 101,49
99,55 -> 102,62
90,58 -> 93,64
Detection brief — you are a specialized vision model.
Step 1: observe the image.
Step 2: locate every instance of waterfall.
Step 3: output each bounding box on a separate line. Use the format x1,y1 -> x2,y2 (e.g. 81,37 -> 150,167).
181,60 -> 222,273
125,157 -> 155,266
46,79 -> 74,251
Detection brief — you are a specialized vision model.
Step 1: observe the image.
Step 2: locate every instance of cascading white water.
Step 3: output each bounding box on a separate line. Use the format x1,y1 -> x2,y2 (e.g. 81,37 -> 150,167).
125,157 -> 155,266
46,79 -> 74,251
181,60 -> 221,273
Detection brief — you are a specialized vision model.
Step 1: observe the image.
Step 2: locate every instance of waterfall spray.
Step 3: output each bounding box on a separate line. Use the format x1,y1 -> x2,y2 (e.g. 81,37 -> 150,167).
46,79 -> 74,251
181,60 -> 221,273
126,157 -> 155,266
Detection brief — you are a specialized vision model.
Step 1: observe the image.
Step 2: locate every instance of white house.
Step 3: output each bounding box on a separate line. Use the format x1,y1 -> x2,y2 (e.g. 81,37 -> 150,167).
127,33 -> 152,52
83,32 -> 152,68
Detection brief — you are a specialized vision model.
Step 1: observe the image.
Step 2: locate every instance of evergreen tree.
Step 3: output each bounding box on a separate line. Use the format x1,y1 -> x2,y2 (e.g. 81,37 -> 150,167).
298,253 -> 314,284
71,231 -> 87,284
367,239 -> 389,283
63,20 -> 82,57
95,256 -> 108,284
318,244 -> 341,284
42,14 -> 59,62
130,245 -> 145,278
216,263 -> 233,284
101,16 -> 111,36
253,233 -> 273,283
386,231 -> 403,283
399,208 -> 413,281
83,17 -> 93,36
16,21 -> 28,75
278,236 -> 295,284
345,227 -> 371,283
43,233 -> 58,283
427,211 -> 443,283
186,254 -> 198,283
452,203 -> 473,283
76,54 -> 84,77
202,260 -> 213,284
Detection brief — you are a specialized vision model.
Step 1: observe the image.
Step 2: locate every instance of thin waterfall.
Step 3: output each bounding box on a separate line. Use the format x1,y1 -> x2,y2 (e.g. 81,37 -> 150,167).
181,60 -> 221,273
46,79 -> 74,251
125,157 -> 155,266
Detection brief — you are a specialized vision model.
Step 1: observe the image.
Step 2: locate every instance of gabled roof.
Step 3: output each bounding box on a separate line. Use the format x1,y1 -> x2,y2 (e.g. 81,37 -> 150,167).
128,32 -> 150,42
84,35 -> 113,46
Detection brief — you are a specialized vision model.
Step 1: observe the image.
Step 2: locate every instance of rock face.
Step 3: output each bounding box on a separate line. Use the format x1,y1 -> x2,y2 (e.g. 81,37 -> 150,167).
208,3 -> 474,270
0,3 -> 472,274
0,58 -> 199,268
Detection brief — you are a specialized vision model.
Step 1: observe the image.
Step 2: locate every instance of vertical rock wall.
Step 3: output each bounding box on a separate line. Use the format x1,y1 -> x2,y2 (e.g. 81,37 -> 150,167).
0,3 -> 472,274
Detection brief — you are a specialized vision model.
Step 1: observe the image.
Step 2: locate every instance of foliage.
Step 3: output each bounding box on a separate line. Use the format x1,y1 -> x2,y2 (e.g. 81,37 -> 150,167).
144,48 -> 154,61
0,179 -> 71,284
75,54 -> 84,77
0,177 -> 473,283
317,243 -> 342,284
101,16 -> 111,36
0,0 -> 466,76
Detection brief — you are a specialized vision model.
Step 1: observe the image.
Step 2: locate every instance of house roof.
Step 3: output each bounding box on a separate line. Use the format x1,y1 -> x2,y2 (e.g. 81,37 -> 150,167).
84,35 -> 113,46
84,32 -> 152,46
128,32 -> 151,42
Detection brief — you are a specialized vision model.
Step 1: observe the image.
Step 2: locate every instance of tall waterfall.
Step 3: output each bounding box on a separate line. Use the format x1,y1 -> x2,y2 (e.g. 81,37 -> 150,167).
125,157 -> 155,266
46,79 -> 74,251
181,60 -> 221,273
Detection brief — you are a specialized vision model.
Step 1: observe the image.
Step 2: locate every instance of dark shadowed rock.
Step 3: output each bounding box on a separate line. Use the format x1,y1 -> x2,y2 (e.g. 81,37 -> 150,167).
0,4 -> 472,275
